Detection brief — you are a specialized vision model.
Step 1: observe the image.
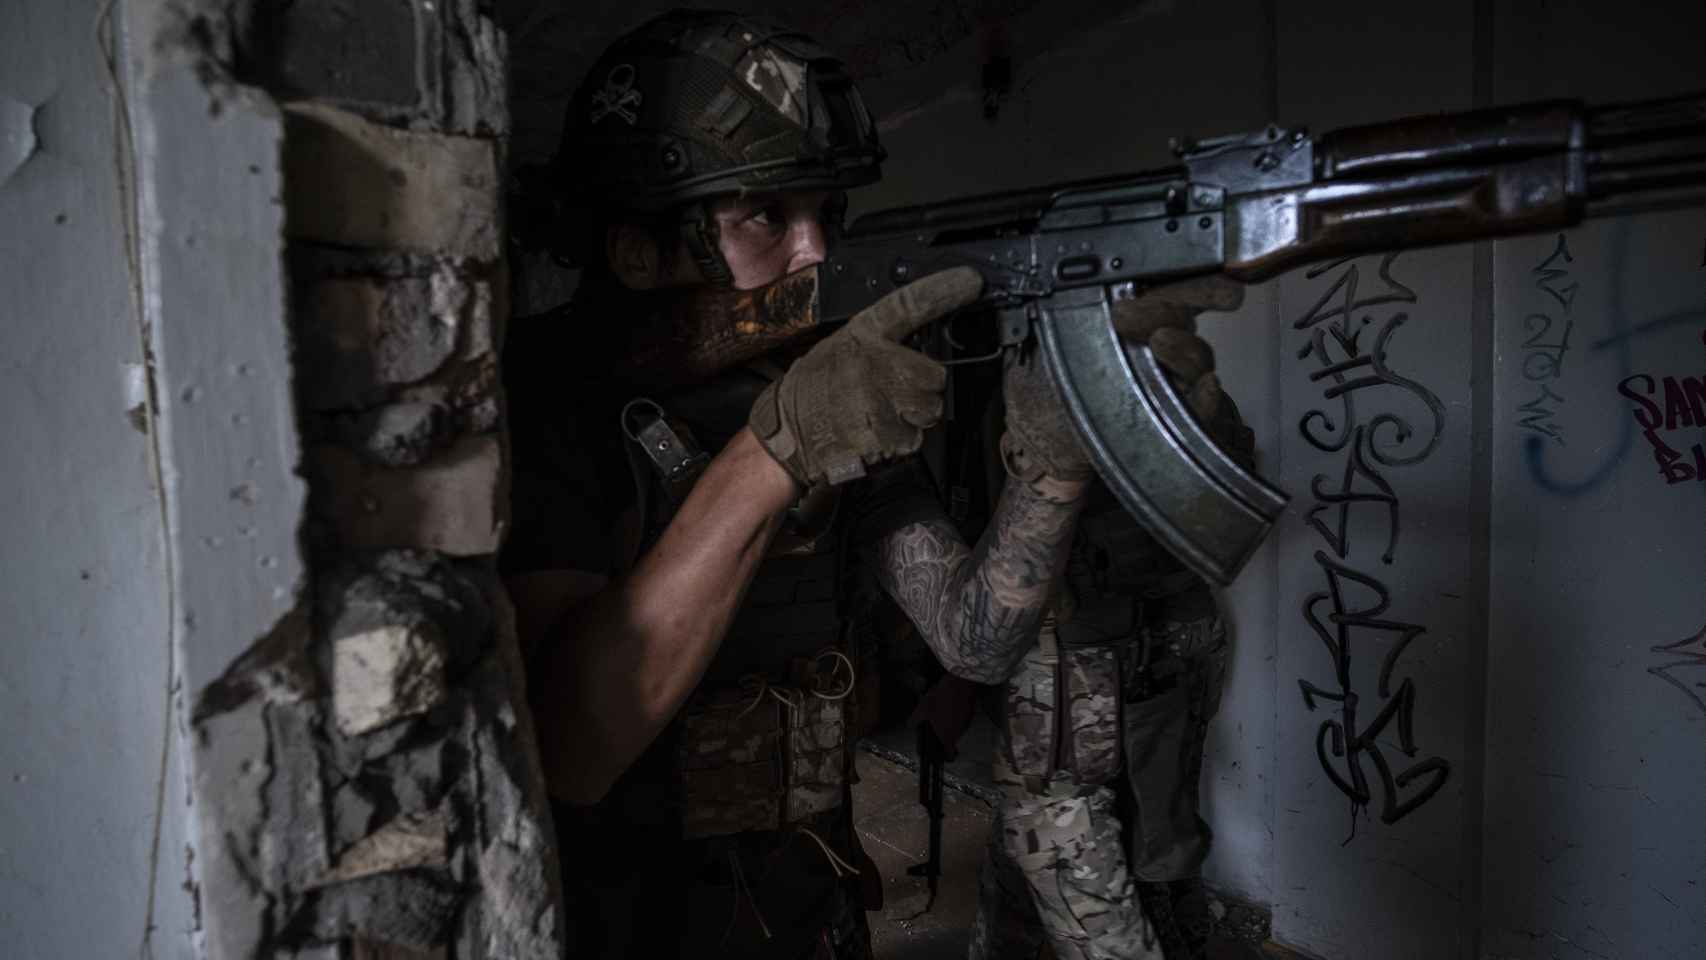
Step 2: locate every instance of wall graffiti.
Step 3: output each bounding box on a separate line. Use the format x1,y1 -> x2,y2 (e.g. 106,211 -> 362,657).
1516,234 -> 1577,444
1590,219 -> 1706,485
1649,623 -> 1706,718
1617,369 -> 1706,483
1293,252 -> 1452,829
1532,220 -> 1706,494
1527,223 -> 1635,496
1609,265 -> 1706,483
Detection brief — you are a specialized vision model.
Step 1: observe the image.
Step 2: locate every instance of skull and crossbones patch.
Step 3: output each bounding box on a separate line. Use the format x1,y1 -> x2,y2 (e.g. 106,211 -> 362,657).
590,63 -> 643,125
736,46 -> 808,128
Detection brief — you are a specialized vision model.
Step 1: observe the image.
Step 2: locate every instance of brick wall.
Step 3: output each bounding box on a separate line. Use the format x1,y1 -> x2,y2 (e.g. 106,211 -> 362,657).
175,2 -> 562,956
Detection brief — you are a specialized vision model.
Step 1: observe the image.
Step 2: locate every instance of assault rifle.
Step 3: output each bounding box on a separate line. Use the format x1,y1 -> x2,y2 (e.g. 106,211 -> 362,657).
631,90 -> 1706,585
903,720 -> 948,912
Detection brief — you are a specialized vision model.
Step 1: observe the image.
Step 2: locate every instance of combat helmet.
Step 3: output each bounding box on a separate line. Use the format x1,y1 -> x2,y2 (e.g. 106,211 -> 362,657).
556,9 -> 885,285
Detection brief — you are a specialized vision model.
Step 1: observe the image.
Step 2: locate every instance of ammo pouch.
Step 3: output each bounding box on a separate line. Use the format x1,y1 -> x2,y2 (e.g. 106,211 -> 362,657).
1059,639 -> 1123,784
1000,615 -> 1125,788
679,652 -> 852,839
1122,602 -> 1227,879
680,688 -> 784,838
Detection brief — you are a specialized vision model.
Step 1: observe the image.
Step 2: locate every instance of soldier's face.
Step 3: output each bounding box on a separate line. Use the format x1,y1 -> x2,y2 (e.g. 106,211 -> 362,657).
708,190 -> 843,290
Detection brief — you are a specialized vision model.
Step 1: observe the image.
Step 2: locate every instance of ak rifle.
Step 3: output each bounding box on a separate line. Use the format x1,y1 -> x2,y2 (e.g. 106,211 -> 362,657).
632,90 -> 1706,585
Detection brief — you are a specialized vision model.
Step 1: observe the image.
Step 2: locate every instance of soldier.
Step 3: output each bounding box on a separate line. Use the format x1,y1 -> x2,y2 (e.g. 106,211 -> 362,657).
955,281 -> 1256,960
500,9 -> 1242,959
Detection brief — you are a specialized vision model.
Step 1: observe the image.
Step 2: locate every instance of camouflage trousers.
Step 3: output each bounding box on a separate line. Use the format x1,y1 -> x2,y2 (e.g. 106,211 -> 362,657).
967,610 -> 1228,960
968,776 -> 1163,960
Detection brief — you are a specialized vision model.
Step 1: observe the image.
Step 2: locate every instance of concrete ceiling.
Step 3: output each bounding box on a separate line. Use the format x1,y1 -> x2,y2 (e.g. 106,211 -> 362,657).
494,0 -> 1165,164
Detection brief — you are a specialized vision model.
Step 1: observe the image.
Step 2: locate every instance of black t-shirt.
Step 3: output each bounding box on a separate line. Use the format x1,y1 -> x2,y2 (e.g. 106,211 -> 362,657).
500,299 -> 941,958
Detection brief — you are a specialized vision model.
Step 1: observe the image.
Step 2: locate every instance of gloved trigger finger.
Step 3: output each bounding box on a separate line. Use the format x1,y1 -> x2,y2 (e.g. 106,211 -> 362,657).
1154,274 -> 1246,313
884,348 -> 948,392
849,266 -> 985,343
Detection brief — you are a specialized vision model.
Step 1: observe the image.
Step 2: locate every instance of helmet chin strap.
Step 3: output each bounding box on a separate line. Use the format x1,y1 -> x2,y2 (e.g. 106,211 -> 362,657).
680,201 -> 734,287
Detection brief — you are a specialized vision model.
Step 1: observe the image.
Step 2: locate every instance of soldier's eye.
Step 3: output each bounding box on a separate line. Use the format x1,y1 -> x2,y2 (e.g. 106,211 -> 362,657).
747,204 -> 786,230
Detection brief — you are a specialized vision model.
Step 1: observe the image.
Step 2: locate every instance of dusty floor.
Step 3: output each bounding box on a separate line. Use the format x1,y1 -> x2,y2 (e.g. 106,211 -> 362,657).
852,736 -> 1277,960
853,746 -> 994,959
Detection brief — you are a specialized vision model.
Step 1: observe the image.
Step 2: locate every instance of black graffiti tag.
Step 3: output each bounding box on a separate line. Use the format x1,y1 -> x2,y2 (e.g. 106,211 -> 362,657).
1650,623 -> 1706,718
1517,234 -> 1577,443
1294,253 -> 1452,828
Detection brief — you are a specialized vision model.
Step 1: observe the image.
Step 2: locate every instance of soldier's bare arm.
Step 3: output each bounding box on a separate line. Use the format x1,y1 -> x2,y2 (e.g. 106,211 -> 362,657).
875,472 -> 1088,684
522,427 -> 795,806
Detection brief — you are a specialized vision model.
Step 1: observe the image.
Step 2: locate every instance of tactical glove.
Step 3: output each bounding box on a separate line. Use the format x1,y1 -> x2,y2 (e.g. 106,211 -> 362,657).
1001,344 -> 1096,483
1002,275 -> 1248,484
748,267 -> 984,488
1115,275 -> 1255,466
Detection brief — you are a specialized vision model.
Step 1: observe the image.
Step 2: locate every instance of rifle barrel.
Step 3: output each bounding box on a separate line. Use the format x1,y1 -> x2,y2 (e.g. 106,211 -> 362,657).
1582,93 -> 1706,218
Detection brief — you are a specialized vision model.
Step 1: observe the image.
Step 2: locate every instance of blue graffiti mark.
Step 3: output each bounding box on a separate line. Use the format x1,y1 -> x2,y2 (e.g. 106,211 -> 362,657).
1525,221 -> 1636,496
1587,307 -> 1706,351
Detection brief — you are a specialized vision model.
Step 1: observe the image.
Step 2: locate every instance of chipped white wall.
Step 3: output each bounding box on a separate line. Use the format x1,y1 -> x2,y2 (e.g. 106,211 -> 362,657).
0,0 -> 198,956
1483,4 -> 1706,959
126,8 -> 309,954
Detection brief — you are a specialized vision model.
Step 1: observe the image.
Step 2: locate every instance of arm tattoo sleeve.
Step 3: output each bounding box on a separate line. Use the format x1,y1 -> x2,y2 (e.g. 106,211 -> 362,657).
874,478 -> 1086,684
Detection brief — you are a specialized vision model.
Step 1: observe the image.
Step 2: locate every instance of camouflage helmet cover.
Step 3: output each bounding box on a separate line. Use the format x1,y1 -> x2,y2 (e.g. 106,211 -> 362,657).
558,9 -> 885,214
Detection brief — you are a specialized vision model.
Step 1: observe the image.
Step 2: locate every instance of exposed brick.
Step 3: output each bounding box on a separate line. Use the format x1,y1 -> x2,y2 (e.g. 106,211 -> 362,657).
310,435 -> 504,556
306,870 -> 460,949
322,551 -> 492,678
395,353 -> 501,441
298,276 -> 457,410
346,402 -> 452,467
263,703 -> 332,890
237,0 -> 422,115
442,0 -> 509,137
295,259 -> 494,412
377,739 -> 449,815
332,623 -> 449,736
277,944 -> 351,960
318,809 -> 448,886
443,267 -> 496,361
352,939 -> 446,960
192,700 -> 273,959
458,651 -> 564,957
284,103 -> 499,260
331,781 -> 379,855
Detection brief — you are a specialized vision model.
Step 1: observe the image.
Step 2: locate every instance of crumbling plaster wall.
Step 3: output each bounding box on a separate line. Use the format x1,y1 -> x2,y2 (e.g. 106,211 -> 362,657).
120,0 -> 561,956
0,1 -> 198,956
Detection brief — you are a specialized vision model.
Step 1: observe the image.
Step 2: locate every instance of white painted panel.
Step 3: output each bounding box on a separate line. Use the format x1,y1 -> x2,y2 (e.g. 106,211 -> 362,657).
0,0 -> 196,956
1484,3 -> 1706,957
1486,211 -> 1706,960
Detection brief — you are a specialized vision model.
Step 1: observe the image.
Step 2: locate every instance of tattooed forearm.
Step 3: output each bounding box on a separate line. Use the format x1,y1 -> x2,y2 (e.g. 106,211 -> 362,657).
875,476 -> 1087,683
